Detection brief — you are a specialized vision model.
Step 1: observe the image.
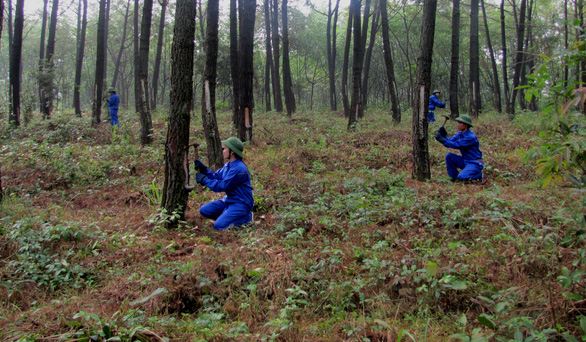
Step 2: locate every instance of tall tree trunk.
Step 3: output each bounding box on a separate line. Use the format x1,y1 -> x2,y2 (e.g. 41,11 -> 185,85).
9,0 -> 23,126
449,0 -> 460,118
201,0 -> 223,170
327,0 -> 340,111
341,8 -> 353,117
511,0 -> 527,114
481,0 -> 501,113
520,0 -> 537,111
42,0 -> 59,120
161,0 -> 196,224
112,0 -> 131,89
501,0 -> 512,114
469,0 -> 481,118
137,0 -> 154,145
104,0 -> 110,86
238,0 -> 256,141
133,0 -> 140,112
74,0 -> 87,117
38,0 -> 48,113
380,0 -> 401,124
361,6 -> 379,110
151,0 -> 168,111
412,0 -> 437,181
564,0 -> 569,85
229,0 -> 240,124
264,0 -> 272,111
92,0 -> 107,126
282,0 -> 295,117
271,0 -> 283,112
0,0 -> 4,54
8,0 -> 12,49
347,0 -> 363,128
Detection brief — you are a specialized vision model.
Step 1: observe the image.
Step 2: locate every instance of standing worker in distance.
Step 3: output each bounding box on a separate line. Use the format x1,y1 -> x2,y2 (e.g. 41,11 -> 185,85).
194,137 -> 254,230
428,89 -> 445,123
106,87 -> 120,127
435,115 -> 484,182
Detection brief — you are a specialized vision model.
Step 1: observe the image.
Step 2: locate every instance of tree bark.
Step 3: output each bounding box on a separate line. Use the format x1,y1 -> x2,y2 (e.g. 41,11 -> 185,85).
469,0 -> 481,118
201,0 -> 224,170
449,0 -> 460,119
412,0 -> 437,181
38,0 -> 48,113
151,0 -> 168,111
264,0 -> 272,111
564,0 -> 569,85
161,0 -> 196,224
9,0 -> 23,126
133,0 -> 140,112
112,0 -> 131,91
229,0 -> 240,124
137,0 -> 154,145
327,0 -> 340,111
0,0 -> 4,54
501,0 -> 512,114
42,0 -> 59,120
341,7 -> 353,117
238,0 -> 256,141
347,0 -> 363,129
74,0 -> 87,117
481,0 -> 501,113
8,0 -> 12,50
271,0 -> 283,112
361,5 -> 379,110
510,0 -> 526,114
380,0 -> 401,124
282,0 -> 295,117
92,0 -> 107,126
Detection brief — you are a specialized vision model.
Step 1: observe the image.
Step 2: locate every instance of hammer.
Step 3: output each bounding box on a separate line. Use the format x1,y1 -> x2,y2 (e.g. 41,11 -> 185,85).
184,142 -> 200,191
440,114 -> 450,127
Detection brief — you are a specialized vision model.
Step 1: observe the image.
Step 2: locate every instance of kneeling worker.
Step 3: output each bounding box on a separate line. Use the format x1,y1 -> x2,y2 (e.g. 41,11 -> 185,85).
435,115 -> 484,182
194,137 -> 254,230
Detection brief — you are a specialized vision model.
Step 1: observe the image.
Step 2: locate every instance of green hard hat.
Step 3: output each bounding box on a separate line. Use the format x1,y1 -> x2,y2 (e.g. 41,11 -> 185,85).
455,115 -> 473,127
433,89 -> 441,94
222,137 -> 244,159
107,87 -> 117,92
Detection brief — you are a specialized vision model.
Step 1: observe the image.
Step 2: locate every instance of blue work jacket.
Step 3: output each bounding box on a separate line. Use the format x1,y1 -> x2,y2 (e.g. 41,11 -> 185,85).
108,94 -> 120,111
428,94 -> 445,112
442,129 -> 483,161
202,159 -> 254,210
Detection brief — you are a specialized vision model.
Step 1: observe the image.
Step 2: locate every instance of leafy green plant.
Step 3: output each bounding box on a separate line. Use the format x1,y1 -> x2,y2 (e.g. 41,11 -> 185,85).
3,219 -> 99,291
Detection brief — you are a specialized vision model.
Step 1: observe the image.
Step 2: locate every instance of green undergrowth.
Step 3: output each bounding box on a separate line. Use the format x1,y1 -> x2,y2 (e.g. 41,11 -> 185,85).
0,108 -> 584,341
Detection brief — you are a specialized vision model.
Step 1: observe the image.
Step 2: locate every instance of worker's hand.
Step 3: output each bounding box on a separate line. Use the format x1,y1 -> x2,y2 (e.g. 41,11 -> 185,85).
435,132 -> 447,144
195,172 -> 207,185
438,126 -> 447,137
193,159 -> 208,173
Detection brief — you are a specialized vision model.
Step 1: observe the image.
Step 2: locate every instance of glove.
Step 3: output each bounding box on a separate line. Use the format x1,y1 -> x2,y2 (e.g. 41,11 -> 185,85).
193,159 -> 208,173
435,132 -> 447,144
195,172 -> 207,185
438,126 -> 447,137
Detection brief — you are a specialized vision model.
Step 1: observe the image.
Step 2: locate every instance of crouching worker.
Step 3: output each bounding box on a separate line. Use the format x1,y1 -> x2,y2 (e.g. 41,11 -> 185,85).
194,137 -> 253,230
435,115 -> 484,182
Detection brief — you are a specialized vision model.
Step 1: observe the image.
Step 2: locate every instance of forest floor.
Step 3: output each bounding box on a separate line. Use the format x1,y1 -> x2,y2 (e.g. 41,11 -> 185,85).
0,108 -> 584,341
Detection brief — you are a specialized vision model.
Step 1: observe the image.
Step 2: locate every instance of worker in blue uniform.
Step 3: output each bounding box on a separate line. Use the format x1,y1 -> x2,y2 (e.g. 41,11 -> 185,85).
106,87 -> 120,127
435,115 -> 484,182
194,137 -> 254,230
428,89 -> 445,123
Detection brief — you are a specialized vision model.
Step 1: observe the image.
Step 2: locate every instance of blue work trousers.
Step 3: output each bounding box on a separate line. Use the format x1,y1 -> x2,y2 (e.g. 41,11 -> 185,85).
110,109 -> 119,127
446,152 -> 484,181
199,199 -> 252,230
428,111 -> 436,123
